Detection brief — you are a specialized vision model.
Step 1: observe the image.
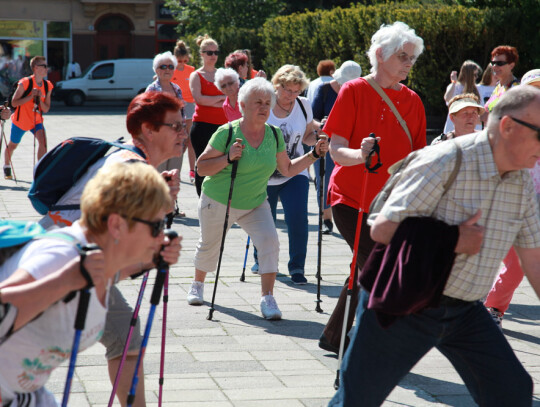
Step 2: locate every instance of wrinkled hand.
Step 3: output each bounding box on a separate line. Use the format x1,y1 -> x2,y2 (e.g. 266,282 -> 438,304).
162,169 -> 180,206
80,249 -> 105,290
359,136 -> 381,162
157,234 -> 182,266
315,135 -> 329,156
228,138 -> 245,162
450,71 -> 458,82
455,210 -> 484,255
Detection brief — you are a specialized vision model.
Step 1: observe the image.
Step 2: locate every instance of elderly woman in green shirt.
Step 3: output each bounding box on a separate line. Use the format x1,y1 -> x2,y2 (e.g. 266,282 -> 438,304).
186,77 -> 328,320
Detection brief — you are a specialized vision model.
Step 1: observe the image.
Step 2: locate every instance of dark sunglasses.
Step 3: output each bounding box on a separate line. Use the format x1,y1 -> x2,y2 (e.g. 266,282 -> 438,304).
36,64 -> 48,68
157,121 -> 185,132
490,60 -> 509,67
507,116 -> 540,140
158,64 -> 175,70
132,216 -> 166,237
202,50 -> 219,56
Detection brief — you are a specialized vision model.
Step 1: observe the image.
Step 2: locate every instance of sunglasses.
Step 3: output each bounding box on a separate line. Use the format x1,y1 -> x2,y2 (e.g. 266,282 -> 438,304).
158,64 -> 175,70
490,60 -> 509,67
507,116 -> 540,140
131,216 -> 166,238
220,80 -> 236,89
157,121 -> 186,132
202,50 -> 219,56
36,64 -> 48,68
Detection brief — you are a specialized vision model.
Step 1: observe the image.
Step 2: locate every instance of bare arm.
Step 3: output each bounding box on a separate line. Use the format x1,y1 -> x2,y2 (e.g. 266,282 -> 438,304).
329,134 -> 380,166
10,82 -> 32,108
38,85 -> 52,113
302,120 -> 321,146
276,137 -> 328,177
196,138 -> 244,176
189,71 -> 226,107
515,246 -> 540,300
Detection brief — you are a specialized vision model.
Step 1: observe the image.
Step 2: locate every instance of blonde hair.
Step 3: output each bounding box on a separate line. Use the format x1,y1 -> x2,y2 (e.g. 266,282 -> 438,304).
80,162 -> 172,234
196,34 -> 218,51
271,65 -> 309,91
457,60 -> 481,100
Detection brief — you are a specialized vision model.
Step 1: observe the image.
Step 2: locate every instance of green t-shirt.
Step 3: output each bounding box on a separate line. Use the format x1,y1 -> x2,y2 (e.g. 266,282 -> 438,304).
202,120 -> 286,210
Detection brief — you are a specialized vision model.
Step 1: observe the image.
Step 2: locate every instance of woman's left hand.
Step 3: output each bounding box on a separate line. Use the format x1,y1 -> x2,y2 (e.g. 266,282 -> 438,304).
158,234 -> 183,266
315,135 -> 329,156
162,169 -> 180,206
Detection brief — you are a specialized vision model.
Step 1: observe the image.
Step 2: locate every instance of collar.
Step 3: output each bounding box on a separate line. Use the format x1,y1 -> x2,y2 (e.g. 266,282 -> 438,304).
132,139 -> 150,163
474,130 -> 523,181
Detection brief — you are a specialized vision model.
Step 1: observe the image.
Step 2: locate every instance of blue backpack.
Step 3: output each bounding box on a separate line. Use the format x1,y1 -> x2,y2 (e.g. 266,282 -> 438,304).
28,137 -> 145,215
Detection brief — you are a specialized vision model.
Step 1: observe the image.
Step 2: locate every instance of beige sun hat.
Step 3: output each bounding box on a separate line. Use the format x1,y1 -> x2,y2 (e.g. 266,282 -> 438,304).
449,97 -> 484,115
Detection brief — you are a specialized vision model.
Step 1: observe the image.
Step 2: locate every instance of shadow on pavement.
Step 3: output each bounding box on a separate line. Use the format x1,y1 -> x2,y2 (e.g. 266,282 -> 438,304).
400,372 -> 473,406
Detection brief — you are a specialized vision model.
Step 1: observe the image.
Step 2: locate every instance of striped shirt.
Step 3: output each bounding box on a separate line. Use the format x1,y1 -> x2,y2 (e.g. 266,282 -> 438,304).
380,130 -> 540,301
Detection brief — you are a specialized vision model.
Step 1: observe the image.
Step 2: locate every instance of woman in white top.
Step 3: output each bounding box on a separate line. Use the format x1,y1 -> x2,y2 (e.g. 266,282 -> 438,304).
0,162 -> 180,406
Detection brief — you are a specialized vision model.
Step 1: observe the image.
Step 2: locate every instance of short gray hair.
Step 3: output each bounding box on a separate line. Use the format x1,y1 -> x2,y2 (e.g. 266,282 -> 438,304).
152,51 -> 177,73
214,68 -> 240,89
367,21 -> 424,73
488,85 -> 540,133
238,77 -> 276,114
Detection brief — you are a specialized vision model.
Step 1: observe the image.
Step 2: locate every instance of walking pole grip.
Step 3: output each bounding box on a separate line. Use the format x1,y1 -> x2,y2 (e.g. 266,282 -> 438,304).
151,230 -> 177,305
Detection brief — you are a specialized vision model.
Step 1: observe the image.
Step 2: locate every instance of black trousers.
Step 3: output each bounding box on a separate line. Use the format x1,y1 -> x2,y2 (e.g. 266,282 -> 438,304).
190,121 -> 221,196
322,203 -> 375,348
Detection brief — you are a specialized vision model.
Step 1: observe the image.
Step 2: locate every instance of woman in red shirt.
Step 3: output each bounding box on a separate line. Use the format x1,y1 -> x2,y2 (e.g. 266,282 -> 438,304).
189,34 -> 228,195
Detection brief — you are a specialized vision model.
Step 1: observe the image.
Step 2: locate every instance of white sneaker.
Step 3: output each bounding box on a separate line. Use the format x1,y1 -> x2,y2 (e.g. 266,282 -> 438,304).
260,295 -> 282,320
187,281 -> 204,305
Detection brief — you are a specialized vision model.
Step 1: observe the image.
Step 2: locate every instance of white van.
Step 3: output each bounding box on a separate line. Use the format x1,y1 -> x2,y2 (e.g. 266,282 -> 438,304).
53,58 -> 154,106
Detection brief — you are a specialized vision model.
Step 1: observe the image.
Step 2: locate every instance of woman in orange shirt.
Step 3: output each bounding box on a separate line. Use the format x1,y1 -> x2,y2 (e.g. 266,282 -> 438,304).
171,40 -> 197,184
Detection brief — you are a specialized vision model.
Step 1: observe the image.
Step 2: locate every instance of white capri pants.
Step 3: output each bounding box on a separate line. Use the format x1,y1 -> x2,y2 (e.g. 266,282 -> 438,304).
194,193 -> 279,274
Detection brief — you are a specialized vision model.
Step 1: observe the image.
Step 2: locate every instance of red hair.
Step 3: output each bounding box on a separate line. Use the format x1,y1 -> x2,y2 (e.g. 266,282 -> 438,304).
126,92 -> 183,137
224,52 -> 248,73
317,60 -> 335,76
491,45 -> 519,65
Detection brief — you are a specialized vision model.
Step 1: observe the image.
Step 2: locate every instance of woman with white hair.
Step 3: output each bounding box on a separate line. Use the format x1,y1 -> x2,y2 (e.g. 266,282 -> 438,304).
319,21 -> 427,355
214,67 -> 242,121
186,78 -> 328,320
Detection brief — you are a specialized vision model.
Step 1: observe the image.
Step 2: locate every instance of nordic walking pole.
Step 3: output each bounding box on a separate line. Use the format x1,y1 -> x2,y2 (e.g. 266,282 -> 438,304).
127,229 -> 178,407
334,133 -> 380,390
33,93 -> 39,169
207,138 -> 242,321
1,103 -> 17,183
315,131 -> 328,313
62,243 -> 101,407
240,236 -> 251,282
107,270 -> 150,407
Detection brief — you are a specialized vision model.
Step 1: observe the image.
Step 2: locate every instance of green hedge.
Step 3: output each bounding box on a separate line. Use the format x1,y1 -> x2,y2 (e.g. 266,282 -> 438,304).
260,3 -> 539,115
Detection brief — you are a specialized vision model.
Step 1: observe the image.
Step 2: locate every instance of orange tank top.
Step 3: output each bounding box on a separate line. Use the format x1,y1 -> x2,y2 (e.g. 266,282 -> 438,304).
171,64 -> 195,103
11,75 -> 53,131
192,71 -> 227,125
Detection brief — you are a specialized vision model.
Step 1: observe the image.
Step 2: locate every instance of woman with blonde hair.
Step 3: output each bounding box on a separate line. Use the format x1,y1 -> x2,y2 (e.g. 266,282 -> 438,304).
172,40 -> 197,183
0,161 -> 181,406
189,34 -> 228,195
443,60 -> 482,133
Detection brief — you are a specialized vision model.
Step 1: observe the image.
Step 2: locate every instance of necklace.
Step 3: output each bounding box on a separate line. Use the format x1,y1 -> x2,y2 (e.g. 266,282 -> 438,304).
276,100 -> 293,116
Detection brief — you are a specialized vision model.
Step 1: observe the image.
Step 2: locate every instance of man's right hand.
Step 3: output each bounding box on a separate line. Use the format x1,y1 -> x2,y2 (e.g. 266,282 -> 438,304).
455,210 -> 484,254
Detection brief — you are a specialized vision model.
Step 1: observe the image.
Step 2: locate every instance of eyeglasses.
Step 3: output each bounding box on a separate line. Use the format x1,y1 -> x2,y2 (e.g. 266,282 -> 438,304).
157,121 -> 186,132
131,216 -> 166,238
202,50 -> 219,56
506,116 -> 540,140
36,64 -> 48,68
490,60 -> 509,67
220,80 -> 236,89
158,64 -> 175,70
396,52 -> 417,64
280,85 -> 302,96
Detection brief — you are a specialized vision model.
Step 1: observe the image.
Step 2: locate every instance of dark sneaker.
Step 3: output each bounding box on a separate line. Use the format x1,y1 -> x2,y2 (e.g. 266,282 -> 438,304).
322,219 -> 333,234
487,307 -> 504,330
291,273 -> 307,285
3,166 -> 12,180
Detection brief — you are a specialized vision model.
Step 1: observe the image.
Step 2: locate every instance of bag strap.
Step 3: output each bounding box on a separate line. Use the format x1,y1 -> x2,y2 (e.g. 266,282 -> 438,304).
296,97 -> 308,122
365,76 -> 412,150
442,142 -> 462,194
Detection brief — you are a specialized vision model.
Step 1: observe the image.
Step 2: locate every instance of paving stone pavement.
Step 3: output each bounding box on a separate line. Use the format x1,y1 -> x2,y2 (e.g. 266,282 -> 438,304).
1,104 -> 539,406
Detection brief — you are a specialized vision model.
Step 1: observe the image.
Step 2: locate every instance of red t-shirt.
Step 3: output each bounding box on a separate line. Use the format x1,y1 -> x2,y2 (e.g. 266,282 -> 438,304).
11,75 -> 53,131
192,72 -> 227,125
324,78 -> 426,210
171,65 -> 195,103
